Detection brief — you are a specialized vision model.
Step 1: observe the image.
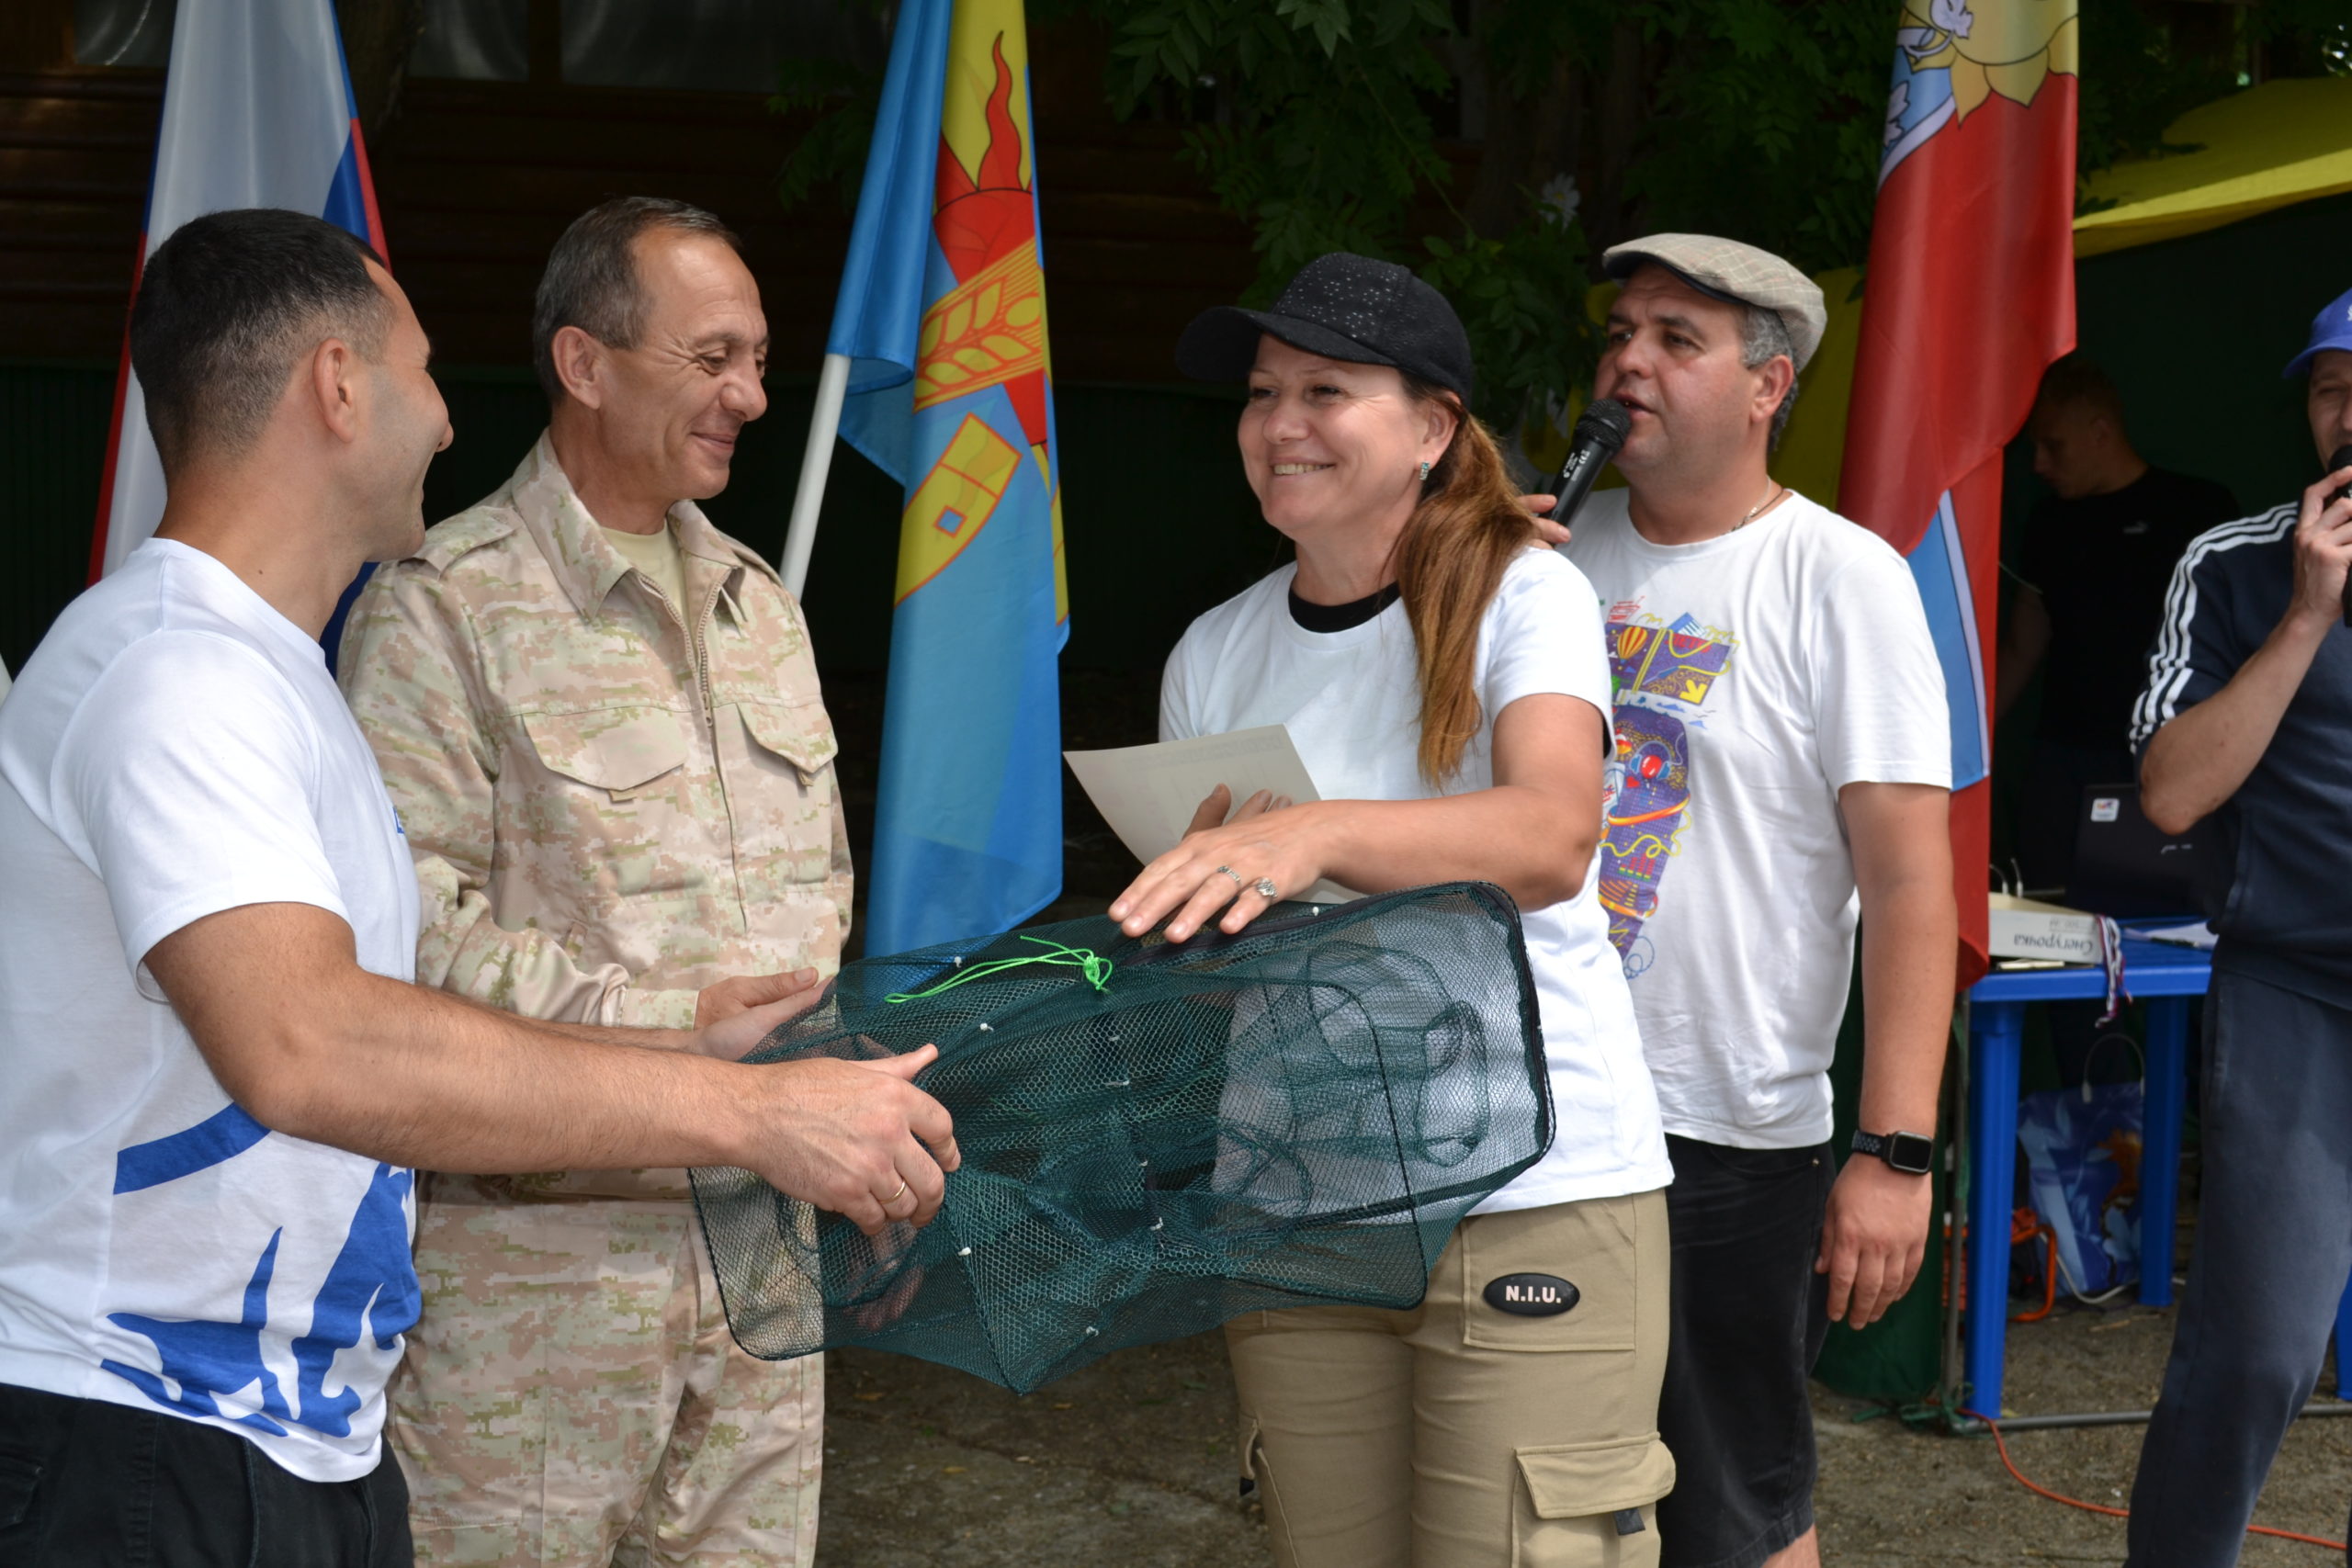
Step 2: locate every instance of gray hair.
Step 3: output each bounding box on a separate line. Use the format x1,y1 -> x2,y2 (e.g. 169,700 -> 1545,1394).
1740,305 -> 1802,452
531,197 -> 743,404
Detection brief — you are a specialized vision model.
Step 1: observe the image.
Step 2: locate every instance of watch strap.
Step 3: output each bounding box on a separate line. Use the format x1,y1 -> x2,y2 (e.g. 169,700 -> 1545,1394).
1851,1128 -> 1934,1174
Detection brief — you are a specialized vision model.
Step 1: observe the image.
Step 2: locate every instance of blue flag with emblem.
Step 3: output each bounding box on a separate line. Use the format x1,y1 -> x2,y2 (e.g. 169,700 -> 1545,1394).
826,0 -> 1067,953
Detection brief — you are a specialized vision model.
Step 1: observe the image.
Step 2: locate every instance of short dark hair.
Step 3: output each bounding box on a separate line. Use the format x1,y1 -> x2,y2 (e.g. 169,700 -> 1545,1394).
1738,304 -> 1801,453
531,197 -> 744,404
2035,351 -> 2126,424
130,209 -> 390,476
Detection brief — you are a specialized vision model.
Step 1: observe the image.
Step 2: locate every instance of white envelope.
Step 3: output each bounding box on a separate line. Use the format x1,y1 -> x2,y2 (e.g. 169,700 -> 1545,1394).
1063,726 -> 1360,907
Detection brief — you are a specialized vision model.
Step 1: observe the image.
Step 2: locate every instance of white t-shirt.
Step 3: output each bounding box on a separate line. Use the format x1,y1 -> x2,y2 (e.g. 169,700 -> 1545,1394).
1564,490 -> 1950,1149
0,539 -> 422,1482
1161,548 -> 1671,1210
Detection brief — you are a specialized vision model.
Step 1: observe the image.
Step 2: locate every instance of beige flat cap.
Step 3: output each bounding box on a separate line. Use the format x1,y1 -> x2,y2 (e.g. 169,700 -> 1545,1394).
1601,233 -> 1827,372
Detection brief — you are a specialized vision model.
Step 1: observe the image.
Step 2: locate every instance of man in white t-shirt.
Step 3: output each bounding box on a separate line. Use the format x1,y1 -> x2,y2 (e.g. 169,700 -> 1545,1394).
0,209 -> 956,1566
1554,235 -> 1955,1568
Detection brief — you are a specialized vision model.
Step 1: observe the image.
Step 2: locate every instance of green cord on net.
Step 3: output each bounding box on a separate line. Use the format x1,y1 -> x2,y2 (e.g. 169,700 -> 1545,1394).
884,934 -> 1114,1005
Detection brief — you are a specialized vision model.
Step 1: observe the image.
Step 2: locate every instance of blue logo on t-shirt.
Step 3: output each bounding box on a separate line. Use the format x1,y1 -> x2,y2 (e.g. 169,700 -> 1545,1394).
101,1110 -> 419,1438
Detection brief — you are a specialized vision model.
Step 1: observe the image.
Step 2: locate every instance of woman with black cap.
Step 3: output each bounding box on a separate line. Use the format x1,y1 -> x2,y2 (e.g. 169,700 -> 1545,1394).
1108,253 -> 1675,1566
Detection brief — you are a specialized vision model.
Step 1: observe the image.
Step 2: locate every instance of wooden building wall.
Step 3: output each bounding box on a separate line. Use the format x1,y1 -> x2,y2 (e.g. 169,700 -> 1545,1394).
0,11 -> 1258,377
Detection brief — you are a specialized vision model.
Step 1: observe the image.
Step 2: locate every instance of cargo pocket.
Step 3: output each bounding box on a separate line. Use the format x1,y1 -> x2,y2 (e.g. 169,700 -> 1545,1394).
518,707 -> 692,898
729,698 -> 842,896
738,697 -> 840,795
1511,1434 -> 1675,1567
520,706 -> 688,801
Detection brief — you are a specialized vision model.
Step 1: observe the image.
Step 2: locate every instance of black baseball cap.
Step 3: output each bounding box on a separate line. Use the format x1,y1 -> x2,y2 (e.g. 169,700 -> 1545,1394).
1176,252 -> 1475,400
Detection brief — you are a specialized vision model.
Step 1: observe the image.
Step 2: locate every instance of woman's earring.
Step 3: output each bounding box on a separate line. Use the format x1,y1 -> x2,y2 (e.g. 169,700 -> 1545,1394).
1418,460 -> 1432,482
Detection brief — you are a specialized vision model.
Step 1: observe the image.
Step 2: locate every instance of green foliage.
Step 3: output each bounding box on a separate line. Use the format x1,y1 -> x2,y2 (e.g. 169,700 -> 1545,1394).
1090,0 -> 1590,430
775,0 -> 2350,428
2078,0 -> 2349,177
1640,3 -> 1890,271
1102,0 -> 1456,288
1419,224 -> 1594,437
771,55 -> 881,212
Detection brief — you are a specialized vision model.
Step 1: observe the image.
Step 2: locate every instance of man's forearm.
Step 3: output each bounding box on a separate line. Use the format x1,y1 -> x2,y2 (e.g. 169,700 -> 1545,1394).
2142,613 -> 2328,833
1856,878 -> 1955,1134
1841,784 -> 1956,1134
232,966 -> 759,1173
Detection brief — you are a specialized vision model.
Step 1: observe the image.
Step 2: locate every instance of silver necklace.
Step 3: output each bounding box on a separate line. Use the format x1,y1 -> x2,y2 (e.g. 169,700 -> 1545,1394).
1735,482 -> 1785,530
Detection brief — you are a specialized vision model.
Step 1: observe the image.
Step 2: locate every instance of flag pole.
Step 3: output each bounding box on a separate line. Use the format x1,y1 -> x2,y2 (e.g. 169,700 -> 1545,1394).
781,352 -> 852,601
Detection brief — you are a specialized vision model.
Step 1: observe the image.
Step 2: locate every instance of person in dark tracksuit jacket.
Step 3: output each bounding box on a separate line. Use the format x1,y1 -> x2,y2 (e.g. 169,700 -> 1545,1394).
2122,285 -> 2352,1568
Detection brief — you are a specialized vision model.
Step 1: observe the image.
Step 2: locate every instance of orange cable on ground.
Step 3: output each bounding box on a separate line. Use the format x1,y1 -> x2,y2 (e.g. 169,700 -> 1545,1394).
2007,1209 -> 2058,1324
1959,1408 -> 2347,1551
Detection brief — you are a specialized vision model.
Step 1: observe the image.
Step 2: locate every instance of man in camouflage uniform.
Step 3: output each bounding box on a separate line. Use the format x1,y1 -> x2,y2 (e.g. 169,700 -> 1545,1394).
339,198 -> 845,1567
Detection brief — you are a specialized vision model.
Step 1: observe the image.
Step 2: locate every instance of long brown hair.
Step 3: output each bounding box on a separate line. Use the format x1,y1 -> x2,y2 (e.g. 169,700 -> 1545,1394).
1391,375 -> 1541,783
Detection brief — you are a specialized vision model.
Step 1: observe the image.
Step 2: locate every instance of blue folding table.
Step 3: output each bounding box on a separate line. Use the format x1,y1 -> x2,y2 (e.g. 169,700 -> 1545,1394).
1963,938 -> 2209,1415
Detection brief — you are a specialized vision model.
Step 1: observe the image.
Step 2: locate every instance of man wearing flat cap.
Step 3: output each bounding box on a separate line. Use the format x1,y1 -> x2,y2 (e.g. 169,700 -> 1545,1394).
1555,234 -> 1955,1568
2119,288 -> 2352,1568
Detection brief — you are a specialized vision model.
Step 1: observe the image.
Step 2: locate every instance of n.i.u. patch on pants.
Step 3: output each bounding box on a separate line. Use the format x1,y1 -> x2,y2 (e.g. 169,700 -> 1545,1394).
1482,1273 -> 1580,1316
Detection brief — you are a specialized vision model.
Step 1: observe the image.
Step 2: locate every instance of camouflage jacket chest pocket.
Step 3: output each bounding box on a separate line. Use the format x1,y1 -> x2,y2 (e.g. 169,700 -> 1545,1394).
515,705 -> 703,899
725,696 -> 840,888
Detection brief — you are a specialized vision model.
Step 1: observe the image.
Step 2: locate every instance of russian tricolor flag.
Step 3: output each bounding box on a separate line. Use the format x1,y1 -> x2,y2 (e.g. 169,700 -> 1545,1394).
91,0 -> 388,581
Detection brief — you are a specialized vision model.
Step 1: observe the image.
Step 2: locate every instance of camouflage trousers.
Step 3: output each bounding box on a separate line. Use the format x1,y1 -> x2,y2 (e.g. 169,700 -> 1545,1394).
390,1177 -> 821,1568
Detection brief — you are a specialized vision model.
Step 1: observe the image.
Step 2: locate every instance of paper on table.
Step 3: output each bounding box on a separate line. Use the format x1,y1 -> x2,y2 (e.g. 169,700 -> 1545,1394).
1064,726 -> 1360,907
2131,919 -> 2218,952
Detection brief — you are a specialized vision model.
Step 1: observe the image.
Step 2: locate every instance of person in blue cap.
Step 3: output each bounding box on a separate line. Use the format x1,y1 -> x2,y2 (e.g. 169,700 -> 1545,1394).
2121,285 -> 2352,1567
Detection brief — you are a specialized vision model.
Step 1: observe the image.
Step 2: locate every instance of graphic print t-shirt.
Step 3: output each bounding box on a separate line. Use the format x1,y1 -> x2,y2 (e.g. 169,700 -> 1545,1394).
1161,547 -> 1672,1209
0,539 -> 422,1481
1565,491 -> 1950,1148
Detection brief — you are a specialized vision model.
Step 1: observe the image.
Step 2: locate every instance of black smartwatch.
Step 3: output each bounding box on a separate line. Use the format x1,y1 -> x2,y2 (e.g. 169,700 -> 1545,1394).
1851,1129 -> 1934,1175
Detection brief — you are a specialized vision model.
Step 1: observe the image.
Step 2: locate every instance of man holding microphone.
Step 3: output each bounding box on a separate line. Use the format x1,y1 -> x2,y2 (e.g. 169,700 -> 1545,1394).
1547,233 -> 1956,1568
2120,289 -> 2352,1567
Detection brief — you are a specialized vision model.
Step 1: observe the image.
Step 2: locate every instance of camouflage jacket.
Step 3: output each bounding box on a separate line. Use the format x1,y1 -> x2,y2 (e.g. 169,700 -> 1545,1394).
339,435 -> 851,1195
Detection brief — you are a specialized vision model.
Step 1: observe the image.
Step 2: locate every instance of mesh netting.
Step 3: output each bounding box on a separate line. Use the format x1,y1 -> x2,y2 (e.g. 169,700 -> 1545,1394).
690,881 -> 1551,1393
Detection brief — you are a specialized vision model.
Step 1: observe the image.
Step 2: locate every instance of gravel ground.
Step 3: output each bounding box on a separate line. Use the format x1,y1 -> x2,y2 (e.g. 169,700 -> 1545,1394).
812,1307 -> 2352,1566
1812,1303 -> 2352,1565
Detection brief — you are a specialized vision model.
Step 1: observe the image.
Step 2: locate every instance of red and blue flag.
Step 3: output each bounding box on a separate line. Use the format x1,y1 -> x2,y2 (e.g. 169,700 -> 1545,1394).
1840,0 -> 2080,983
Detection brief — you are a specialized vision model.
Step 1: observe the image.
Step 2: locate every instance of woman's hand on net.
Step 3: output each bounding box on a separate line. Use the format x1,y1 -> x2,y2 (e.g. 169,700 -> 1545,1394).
1112,790 -> 1325,942
1179,783 -> 1293,840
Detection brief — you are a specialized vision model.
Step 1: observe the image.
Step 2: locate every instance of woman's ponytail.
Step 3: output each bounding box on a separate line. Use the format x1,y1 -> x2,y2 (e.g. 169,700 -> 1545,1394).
1392,378 -> 1543,784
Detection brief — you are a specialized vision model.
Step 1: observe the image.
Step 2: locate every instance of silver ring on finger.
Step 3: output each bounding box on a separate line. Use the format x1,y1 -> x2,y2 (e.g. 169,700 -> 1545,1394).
1214,864 -> 1244,888
1253,876 -> 1280,899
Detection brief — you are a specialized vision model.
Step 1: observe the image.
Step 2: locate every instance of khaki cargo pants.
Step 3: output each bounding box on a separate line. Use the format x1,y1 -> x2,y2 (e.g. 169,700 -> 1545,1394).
389,1179 -> 820,1568
1227,1189 -> 1673,1568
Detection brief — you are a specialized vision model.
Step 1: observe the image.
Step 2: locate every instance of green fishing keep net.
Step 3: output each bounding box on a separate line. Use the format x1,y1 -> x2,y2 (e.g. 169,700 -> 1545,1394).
689,881 -> 1552,1394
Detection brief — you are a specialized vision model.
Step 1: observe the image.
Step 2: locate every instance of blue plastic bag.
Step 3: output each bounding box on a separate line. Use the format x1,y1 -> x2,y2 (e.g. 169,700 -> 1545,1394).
2016,1074 -> 2144,1298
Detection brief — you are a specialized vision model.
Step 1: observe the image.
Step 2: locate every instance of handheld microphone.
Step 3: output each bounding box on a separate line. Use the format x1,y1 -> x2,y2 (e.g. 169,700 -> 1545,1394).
2329,444 -> 2352,626
1544,399 -> 1634,527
